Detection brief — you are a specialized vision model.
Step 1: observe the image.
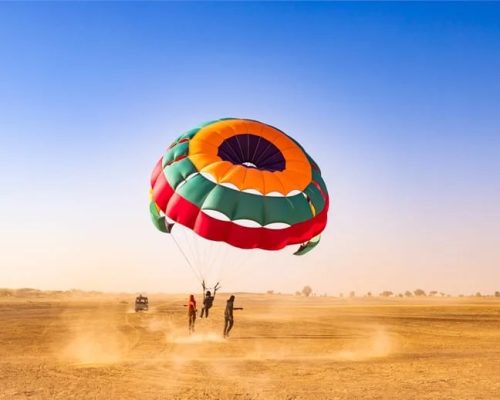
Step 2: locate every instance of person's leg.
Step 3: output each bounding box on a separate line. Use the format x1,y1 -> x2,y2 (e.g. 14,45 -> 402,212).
206,307 -> 210,318
223,318 -> 229,337
189,312 -> 195,332
226,318 -> 234,336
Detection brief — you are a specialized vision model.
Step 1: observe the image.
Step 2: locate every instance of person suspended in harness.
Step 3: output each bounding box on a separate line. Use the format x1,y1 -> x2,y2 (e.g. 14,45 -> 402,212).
186,294 -> 197,334
223,295 -> 243,338
200,281 -> 220,318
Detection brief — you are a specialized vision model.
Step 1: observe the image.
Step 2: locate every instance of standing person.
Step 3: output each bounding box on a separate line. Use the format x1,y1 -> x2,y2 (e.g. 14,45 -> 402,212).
200,281 -> 220,318
223,295 -> 243,338
187,294 -> 197,334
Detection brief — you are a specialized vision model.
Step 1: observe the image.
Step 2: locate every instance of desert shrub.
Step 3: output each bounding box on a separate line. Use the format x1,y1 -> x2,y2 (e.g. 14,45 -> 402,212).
302,286 -> 312,297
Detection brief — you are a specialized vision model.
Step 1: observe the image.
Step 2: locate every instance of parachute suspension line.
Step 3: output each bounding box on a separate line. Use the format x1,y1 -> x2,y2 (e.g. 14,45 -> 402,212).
195,237 -> 204,275
174,227 -> 192,267
173,224 -> 220,285
211,244 -> 227,285
190,230 -> 206,281
171,231 -> 203,284
178,224 -> 203,280
213,240 -> 244,287
205,238 -> 222,285
204,239 -> 215,281
224,247 -> 256,283
180,225 -> 196,267
195,233 -> 206,279
206,239 -> 224,283
201,234 -> 211,269
182,227 -> 199,270
193,230 -> 205,274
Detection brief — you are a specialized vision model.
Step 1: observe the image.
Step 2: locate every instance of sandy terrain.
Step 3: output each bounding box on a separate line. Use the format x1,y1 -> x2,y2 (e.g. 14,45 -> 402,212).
0,291 -> 499,400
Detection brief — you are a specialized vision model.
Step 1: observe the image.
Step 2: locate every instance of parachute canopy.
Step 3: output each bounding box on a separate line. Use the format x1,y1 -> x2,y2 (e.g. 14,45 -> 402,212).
150,118 -> 329,253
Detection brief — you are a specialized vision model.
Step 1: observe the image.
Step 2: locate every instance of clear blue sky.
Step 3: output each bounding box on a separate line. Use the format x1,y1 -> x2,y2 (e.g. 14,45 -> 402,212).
0,2 -> 499,295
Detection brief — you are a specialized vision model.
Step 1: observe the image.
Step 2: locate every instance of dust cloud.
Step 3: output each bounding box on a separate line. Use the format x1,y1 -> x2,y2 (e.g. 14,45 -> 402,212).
335,327 -> 395,361
168,332 -> 224,344
57,308 -> 131,365
60,329 -> 126,364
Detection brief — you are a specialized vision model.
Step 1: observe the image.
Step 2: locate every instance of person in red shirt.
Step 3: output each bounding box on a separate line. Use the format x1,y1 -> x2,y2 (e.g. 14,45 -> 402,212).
187,294 -> 197,334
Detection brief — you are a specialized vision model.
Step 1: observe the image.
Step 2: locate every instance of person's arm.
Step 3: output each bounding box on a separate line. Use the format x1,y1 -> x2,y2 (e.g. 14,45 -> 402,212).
213,282 -> 221,297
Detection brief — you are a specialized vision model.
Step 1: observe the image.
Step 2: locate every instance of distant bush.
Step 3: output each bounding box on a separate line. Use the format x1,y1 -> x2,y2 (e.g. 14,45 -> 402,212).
350,291 -> 355,298
495,291 -> 500,297
429,290 -> 438,297
266,290 -> 274,295
302,286 -> 312,297
366,292 -> 372,297
414,289 -> 426,297
404,291 -> 413,297
380,291 -> 393,297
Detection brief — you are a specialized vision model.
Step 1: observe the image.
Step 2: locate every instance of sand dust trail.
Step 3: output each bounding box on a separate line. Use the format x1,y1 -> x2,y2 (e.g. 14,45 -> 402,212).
334,326 -> 396,361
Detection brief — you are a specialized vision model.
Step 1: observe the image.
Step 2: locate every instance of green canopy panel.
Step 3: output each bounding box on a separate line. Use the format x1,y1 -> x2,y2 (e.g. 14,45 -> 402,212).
150,201 -> 174,234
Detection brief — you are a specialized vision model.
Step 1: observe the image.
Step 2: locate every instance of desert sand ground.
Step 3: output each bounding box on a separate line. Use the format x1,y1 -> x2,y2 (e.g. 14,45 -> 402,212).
0,291 -> 499,400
